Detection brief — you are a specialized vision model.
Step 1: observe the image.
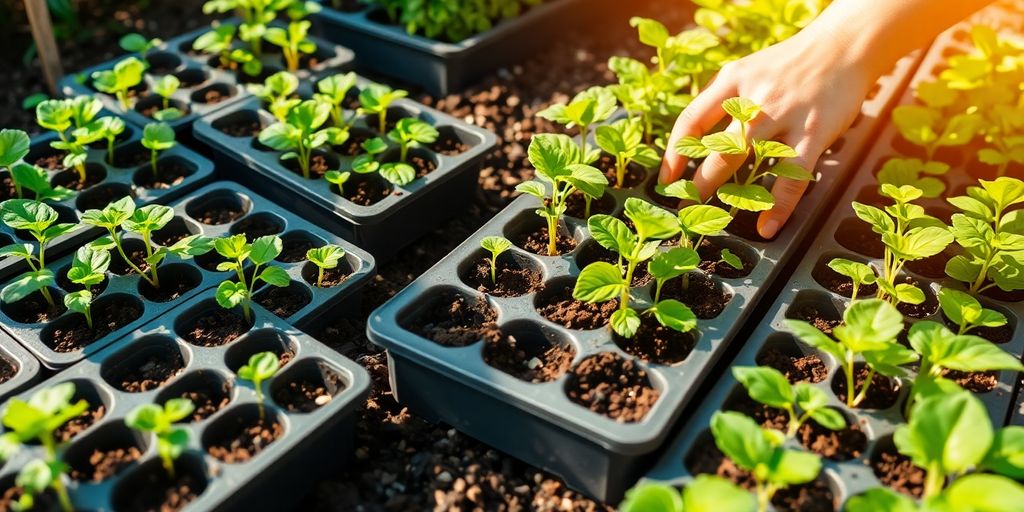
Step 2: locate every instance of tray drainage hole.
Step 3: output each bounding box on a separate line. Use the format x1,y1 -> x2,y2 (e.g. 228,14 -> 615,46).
190,82 -> 237,105
831,362 -> 902,411
811,253 -> 878,298
108,237 -> 153,276
74,183 -> 134,212
696,236 -> 760,279
755,333 -> 832,383
50,378 -> 110,443
254,281 -> 312,319
458,248 -> 544,298
869,434 -> 925,499
152,215 -> 201,247
331,172 -> 393,207
276,230 -> 328,263
156,370 -> 233,424
174,67 -> 209,88
564,352 -> 658,423
430,125 -> 478,156
784,290 -> 843,336
51,163 -> 106,192
101,334 -> 187,393
212,108 -> 266,138
482,321 -> 575,383
593,151 -> 649,189
138,263 -> 202,303
133,155 -> 197,190
0,286 -> 66,324
146,51 -> 183,75
534,275 -> 616,330
280,149 -> 338,180
112,454 -> 209,512
66,422 -> 147,483
203,403 -> 285,464
135,95 -> 191,120
659,271 -> 733,320
185,189 -> 251,225
41,293 -> 144,353
175,298 -> 254,347
362,106 -> 417,135
301,257 -> 353,288
229,211 -> 286,241
834,216 -> 885,259
398,286 -> 499,348
271,358 -> 349,413
613,314 -> 697,366
224,328 -> 298,373
505,210 -> 580,256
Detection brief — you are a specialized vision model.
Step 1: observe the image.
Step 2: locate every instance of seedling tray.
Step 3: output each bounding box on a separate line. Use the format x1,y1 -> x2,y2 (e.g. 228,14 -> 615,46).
193,87 -> 498,260
59,20 -> 354,135
1,181 -> 374,371
0,289 -> 371,512
0,329 -> 41,403
0,125 -> 215,284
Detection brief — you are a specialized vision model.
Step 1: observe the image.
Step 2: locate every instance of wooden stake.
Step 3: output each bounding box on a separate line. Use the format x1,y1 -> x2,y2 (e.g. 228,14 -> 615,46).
24,0 -> 64,95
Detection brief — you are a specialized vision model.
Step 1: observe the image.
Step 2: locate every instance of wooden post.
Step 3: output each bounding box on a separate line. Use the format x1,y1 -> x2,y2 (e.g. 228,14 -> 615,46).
24,0 -> 64,95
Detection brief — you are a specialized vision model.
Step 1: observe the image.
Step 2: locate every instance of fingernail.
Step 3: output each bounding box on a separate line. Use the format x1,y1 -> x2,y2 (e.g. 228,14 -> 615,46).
760,219 -> 780,239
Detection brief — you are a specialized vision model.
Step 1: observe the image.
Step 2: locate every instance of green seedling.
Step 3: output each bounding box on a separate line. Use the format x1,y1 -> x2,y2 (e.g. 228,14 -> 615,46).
388,117 -> 438,163
877,157 -> 949,199
538,85 -> 617,164
314,72 -> 358,127
648,247 -> 698,303
827,258 -> 878,300
0,129 -> 31,187
35,99 -> 74,141
619,474 -> 755,512
732,365 -> 846,438
786,299 -> 917,408
67,95 -> 102,130
0,200 -> 80,309
91,57 -> 146,110
658,179 -> 736,251
515,133 -> 608,256
358,83 -> 408,134
50,123 -> 105,184
595,117 -> 660,189
0,129 -> 60,201
215,234 -> 291,322
369,0 -> 540,41
259,99 -> 348,179
202,0 -> 294,57
249,71 -> 300,123
480,236 -> 512,285
892,103 -> 982,163
192,24 -> 262,76
328,137 -> 416,194
264,20 -> 316,72
11,459 -> 61,512
944,177 -> 1024,295
95,116 -> 127,165
710,410 -> 822,512
119,32 -> 163,59
629,17 -> 723,95
237,351 -> 280,421
125,399 -> 194,478
63,246 -> 111,330
306,244 -> 346,288
693,0 -> 825,56
151,75 -> 183,121
938,288 -> 1008,335
141,122 -> 177,176
848,473 -> 1024,512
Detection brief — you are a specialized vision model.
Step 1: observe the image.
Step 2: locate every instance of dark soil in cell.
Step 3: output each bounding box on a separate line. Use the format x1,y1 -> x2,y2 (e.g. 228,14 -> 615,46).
284,153 -> 332,179
410,155 -> 437,178
46,298 -> 144,352
483,332 -> 574,383
756,345 -> 829,384
595,154 -> 646,188
117,354 -> 185,392
462,257 -> 543,297
661,272 -> 731,319
182,309 -> 251,347
140,102 -> 190,119
4,291 -> 66,323
109,247 -> 151,276
34,152 -> 69,171
771,476 -> 837,512
565,352 -> 658,423
942,314 -> 1014,344
55,403 -> 106,443
895,278 -> 938,318
797,417 -> 866,461
194,204 -> 245,225
515,225 -> 577,256
273,374 -> 344,413
905,251 -> 951,279
178,386 -> 231,423
613,315 -> 696,365
564,191 -> 615,219
335,176 -> 392,206
207,416 -> 284,463
697,238 -> 755,278
233,215 -> 283,241
982,286 -> 1024,303
832,363 -> 901,410
941,368 -> 998,393
334,131 -> 373,156
411,293 -> 500,347
71,446 -> 143,482
835,219 -> 885,258
725,210 -> 768,243
873,443 -> 926,498
199,87 -> 230,104
152,226 -> 191,247
255,286 -> 311,318
431,135 -> 470,156
303,265 -> 351,288
0,356 -> 14,384
787,302 -> 841,335
140,277 -> 197,303
726,394 -> 788,431
536,285 -> 616,330
122,468 -> 203,512
0,487 -> 56,512
218,118 -> 262,137
278,238 -> 316,263
135,161 -> 191,189
53,167 -> 104,191
811,260 -> 877,298
0,175 -> 25,200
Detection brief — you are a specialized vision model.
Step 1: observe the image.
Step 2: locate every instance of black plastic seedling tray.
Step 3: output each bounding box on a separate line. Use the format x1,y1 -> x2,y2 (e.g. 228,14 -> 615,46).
0,289 -> 371,512
193,88 -> 498,260
0,125 -> 215,284
0,329 -> 41,403
59,20 -> 354,135
0,181 -> 374,371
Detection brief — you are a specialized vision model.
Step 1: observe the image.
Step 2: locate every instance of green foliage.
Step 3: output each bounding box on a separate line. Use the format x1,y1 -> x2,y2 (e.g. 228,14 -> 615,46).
619,475 -> 755,512
314,72 -> 358,127
142,122 -> 177,176
11,459 -> 61,512
0,200 -> 80,308
119,33 -> 163,56
538,85 -> 617,164
595,118 -> 660,188
95,116 -> 127,165
264,20 -> 316,72
202,0 -> 303,57
192,24 -> 263,76
365,0 -> 542,42
877,158 -> 949,199
0,129 -> 71,201
125,399 -> 194,477
358,83 -> 409,134
91,57 -> 146,110
847,474 -> 1024,512
350,136 -> 415,186
250,71 -> 301,123
938,288 -> 1008,335
306,244 -> 346,288
259,99 -> 348,179
732,365 -> 845,438
237,351 -> 280,420
388,117 -> 439,162
151,75 -> 183,121
63,246 -> 111,329
827,257 -> 877,299
215,234 -> 290,322
944,177 -> 1024,294
480,236 -> 512,285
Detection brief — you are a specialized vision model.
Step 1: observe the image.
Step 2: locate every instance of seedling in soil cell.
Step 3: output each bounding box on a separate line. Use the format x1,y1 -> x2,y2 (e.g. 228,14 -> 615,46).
877,158 -> 949,199
346,137 -> 414,187
710,410 -> 822,512
358,83 -> 408,135
480,236 -> 512,285
236,351 -> 280,421
892,87 -> 981,164
305,244 -> 346,288
538,85 -> 617,165
0,129 -> 69,201
620,474 -> 754,512
732,366 -> 845,438
595,117 -> 660,189
95,116 -> 126,165
389,117 -> 439,163
786,299 -> 917,408
827,258 -> 877,300
264,20 -> 316,72
574,198 -> 697,338
937,288 -> 1007,335
0,382 -> 90,512
314,72 -> 358,128
50,125 -> 105,186
629,17 -> 722,95
215,234 -> 291,322
125,399 -> 194,477
658,179 -> 736,253
848,474 -> 1024,512
35,99 -> 74,141
675,97 -> 814,214
249,71 -> 300,122
259,99 -> 347,179
0,200 -> 80,309
119,32 -> 163,57
515,133 -> 608,256
192,24 -> 262,77
90,57 -> 146,110
151,75 -> 183,121
853,184 -> 953,306
63,246 -> 111,329
141,122 -> 177,176
945,177 -> 1024,294
10,459 -> 61,512
201,0 -> 300,57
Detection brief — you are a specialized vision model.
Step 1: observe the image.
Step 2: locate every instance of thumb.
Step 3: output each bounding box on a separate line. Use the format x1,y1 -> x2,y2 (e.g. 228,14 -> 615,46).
757,154 -> 819,240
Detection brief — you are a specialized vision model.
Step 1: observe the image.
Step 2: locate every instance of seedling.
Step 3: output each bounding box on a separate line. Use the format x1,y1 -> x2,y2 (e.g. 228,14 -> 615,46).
732,365 -> 846,438
710,411 -> 822,512
891,103 -> 981,163
537,86 -> 617,163
595,117 -> 660,189
848,474 -> 1024,512
620,475 -> 755,512
214,234 -> 291,322
259,99 -> 347,179
6,163 -> 73,203
63,246 -> 111,330
786,299 -> 917,408
125,399 -> 194,478
658,179 -> 735,252
0,382 -> 89,512
237,351 -> 280,421
877,157 -> 949,199
201,0 -> 294,57
314,72 -> 358,127
852,184 -> 953,306
91,57 -> 146,110
827,258 -> 877,300
119,32 -> 162,58
50,123 -> 105,184
0,199 -> 80,309
944,177 -> 1024,294
675,97 -> 814,215
264,20 -> 316,72
372,0 -> 537,40
692,0 -> 825,57
95,116 -> 126,165
648,247 -> 698,303
515,133 -> 608,256
629,17 -> 723,95
574,198 -> 697,339
358,83 -> 408,134
480,236 -> 512,285
306,244 -> 346,288
11,459 -> 61,512
192,24 -> 262,76
249,71 -> 300,123
0,129 -> 35,199
938,288 -> 1008,335
141,122 -> 177,176
35,99 -> 73,141
348,137 -> 414,186
388,117 -> 439,163
67,95 -> 102,130
151,75 -> 183,121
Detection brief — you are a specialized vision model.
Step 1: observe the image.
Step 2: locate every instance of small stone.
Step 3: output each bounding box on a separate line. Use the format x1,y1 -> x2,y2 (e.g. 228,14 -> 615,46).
437,471 -> 453,483
314,394 -> 331,406
514,484 -> 530,494
527,357 -> 543,370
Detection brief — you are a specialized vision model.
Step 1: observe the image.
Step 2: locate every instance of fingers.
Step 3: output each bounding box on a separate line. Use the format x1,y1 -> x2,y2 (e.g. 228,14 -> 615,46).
693,119 -> 773,201
658,76 -> 737,185
757,139 -> 823,239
